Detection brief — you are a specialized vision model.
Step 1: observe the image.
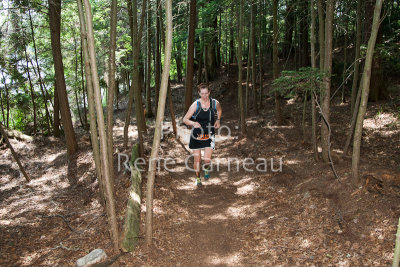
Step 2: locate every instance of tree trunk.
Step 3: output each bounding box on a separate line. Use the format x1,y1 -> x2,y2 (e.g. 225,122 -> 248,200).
53,81 -> 61,137
310,0 -> 318,162
245,43 -> 250,117
351,0 -> 362,115
237,0 -> 246,135
321,0 -> 334,163
317,0 -> 325,69
250,0 -> 258,115
352,0 -> 383,183
154,0 -> 161,112
48,0 -> 78,156
184,0 -> 197,113
106,0 -> 118,187
273,0 -> 283,125
175,42 -> 183,82
80,42 -> 88,127
77,0 -> 105,207
299,0 -> 309,67
167,80 -> 177,136
29,9 -> 52,134
23,45 -> 37,134
74,35 -> 84,127
82,0 -> 119,251
146,3 -> 154,117
0,123 -> 31,182
1,71 -> 10,128
145,0 -> 173,245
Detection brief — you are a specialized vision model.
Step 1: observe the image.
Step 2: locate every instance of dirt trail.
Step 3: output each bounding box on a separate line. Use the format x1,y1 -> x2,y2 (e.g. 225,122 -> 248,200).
1,75 -> 399,266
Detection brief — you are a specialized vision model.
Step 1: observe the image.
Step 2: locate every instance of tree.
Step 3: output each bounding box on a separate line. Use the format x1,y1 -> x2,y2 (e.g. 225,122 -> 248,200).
81,0 -> 119,251
250,0 -> 257,115
237,0 -> 246,135
352,0 -> 384,183
145,0 -> 173,245
320,0 -> 334,163
184,0 -> 197,113
106,0 -> 118,186
273,0 -> 283,125
310,0 -> 318,161
351,0 -> 363,114
48,0 -> 78,156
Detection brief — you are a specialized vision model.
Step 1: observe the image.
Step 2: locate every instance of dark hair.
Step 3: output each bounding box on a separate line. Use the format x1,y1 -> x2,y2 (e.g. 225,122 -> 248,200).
197,83 -> 210,92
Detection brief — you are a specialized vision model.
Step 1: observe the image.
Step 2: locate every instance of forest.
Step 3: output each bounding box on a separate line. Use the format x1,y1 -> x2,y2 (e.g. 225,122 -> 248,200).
1,0 -> 400,265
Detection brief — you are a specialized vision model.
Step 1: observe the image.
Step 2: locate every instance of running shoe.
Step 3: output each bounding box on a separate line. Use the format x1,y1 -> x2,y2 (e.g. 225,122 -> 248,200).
195,176 -> 202,186
204,168 -> 210,180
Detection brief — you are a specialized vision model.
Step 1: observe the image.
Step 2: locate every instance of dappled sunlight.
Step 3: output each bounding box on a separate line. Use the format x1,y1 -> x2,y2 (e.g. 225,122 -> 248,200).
364,112 -> 398,130
207,252 -> 242,265
236,182 -> 259,195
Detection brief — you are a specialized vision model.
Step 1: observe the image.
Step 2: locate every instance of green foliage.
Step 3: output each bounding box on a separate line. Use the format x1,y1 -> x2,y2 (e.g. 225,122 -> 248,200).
272,67 -> 324,98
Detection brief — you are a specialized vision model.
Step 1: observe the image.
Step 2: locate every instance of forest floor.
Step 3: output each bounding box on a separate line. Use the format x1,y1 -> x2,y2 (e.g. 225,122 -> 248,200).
1,68 -> 400,266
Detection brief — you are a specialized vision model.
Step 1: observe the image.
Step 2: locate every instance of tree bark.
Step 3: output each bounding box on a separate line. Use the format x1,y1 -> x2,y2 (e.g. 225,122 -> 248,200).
23,45 -> 37,134
352,0 -> 383,183
154,0 -> 161,112
48,0 -> 78,155
321,0 -> 334,163
317,0 -> 325,69
77,0 -> 105,206
310,0 -> 318,162
250,0 -> 257,115
106,0 -> 118,187
184,0 -> 197,113
145,0 -> 173,245
82,0 -> 119,251
1,71 -> 10,128
273,0 -> 283,125
237,0 -> 246,135
53,81 -> 61,137
350,0 -> 363,111
146,3 -> 154,117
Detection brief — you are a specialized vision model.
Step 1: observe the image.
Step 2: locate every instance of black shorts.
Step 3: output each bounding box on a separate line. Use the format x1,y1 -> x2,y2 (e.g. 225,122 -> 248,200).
189,129 -> 215,150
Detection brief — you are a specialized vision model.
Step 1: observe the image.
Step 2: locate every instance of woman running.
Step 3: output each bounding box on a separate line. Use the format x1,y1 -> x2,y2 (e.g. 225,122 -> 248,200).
183,83 -> 222,186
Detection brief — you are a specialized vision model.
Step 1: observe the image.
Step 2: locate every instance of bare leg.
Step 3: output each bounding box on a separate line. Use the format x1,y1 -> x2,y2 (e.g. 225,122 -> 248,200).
193,149 -> 201,177
203,147 -> 213,179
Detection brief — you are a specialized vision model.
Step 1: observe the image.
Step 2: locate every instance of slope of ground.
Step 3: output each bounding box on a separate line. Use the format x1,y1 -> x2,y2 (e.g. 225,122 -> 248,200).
0,69 -> 399,266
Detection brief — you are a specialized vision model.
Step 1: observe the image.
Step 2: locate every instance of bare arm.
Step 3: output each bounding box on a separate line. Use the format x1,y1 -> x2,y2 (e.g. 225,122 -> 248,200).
183,102 -> 201,128
214,100 -> 222,129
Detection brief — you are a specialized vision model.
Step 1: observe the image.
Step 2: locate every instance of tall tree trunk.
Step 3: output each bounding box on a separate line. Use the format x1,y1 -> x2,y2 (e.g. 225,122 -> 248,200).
250,0 -> 257,115
310,0 -> 318,162
184,0 -> 197,113
154,0 -> 161,111
146,3 -> 154,117
82,0 -> 119,251
237,0 -> 246,134
352,0 -> 383,183
245,42 -> 250,117
273,0 -> 283,125
80,42 -> 88,127
0,84 -> 5,124
74,34 -> 84,127
48,0 -> 78,156
351,0 -> 363,114
1,71 -> 10,128
321,0 -> 335,163
23,45 -> 37,134
29,9 -> 52,133
53,81 -> 61,137
317,0 -> 325,69
299,0 -> 309,67
77,0 -> 105,206
145,0 -> 173,245
124,0 -> 146,153
175,42 -> 183,82
167,80 -> 177,136
106,0 -> 118,187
